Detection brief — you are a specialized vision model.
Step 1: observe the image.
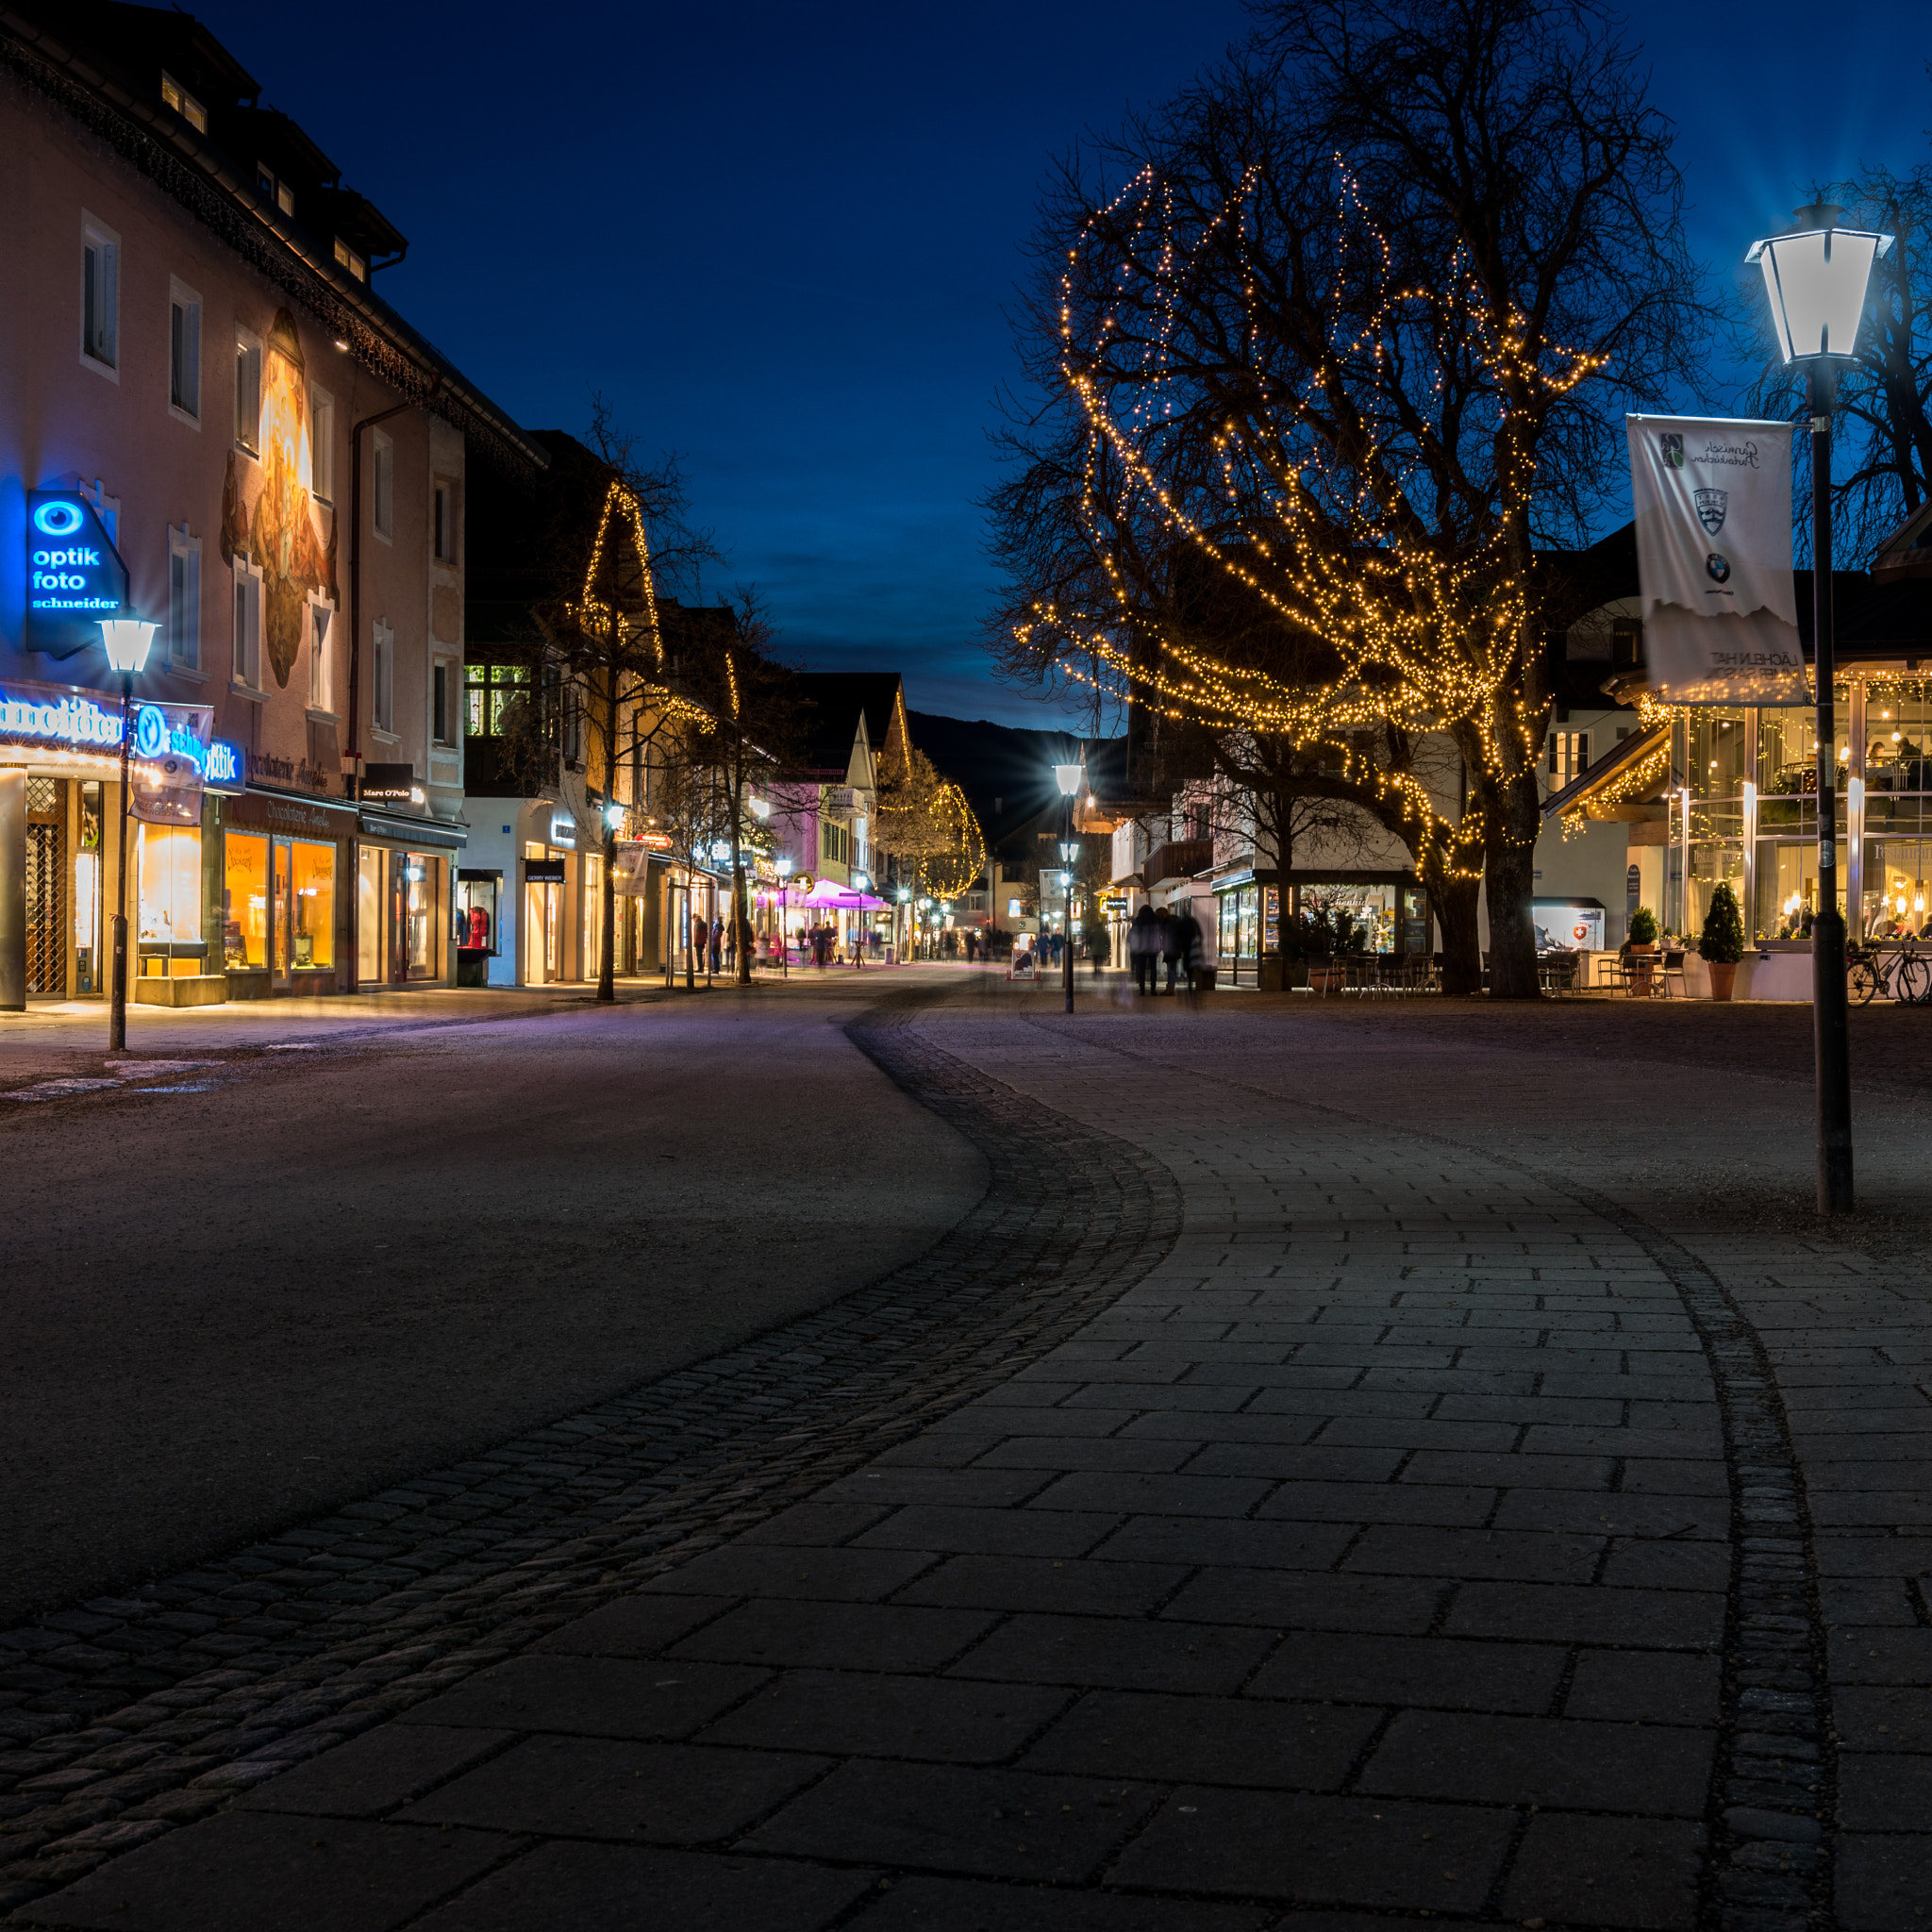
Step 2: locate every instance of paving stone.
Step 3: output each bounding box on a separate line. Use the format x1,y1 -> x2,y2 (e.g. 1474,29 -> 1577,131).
1836,1831 -> 1932,1930
411,1841 -> 877,1931
1359,1710 -> 1715,1813
1443,1582 -> 1725,1646
893,1557 -> 1188,1618
1500,1812 -> 1706,1929
1833,1687 -> 1932,1751
1562,1650 -> 1723,1724
529,1595 -> 738,1658
947,1615 -> 1274,1694
1019,1689 -> 1378,1789
1107,1788 -> 1513,1911
1025,1473 -> 1275,1518
232,1723 -> 511,1818
1830,1628 -> 1932,1686
671,1601 -> 999,1674
844,1874 -> 1272,1930
641,1546 -> 941,1602
397,1736 -> 828,1841
742,1759 -> 1158,1883
855,1507 -> 1121,1560
1089,1518 -> 1355,1572
393,1656 -> 767,1739
697,1669 -> 1067,1762
14,1810 -> 507,1931
1340,1524 -> 1601,1584
819,1468 -> 1063,1504
736,1503 -> 895,1545
1253,1481 -> 1495,1526
1243,1631 -> 1566,1714
1840,1753 -> 1932,1831
1602,1539 -> 1735,1591
1161,1569 -> 1445,1634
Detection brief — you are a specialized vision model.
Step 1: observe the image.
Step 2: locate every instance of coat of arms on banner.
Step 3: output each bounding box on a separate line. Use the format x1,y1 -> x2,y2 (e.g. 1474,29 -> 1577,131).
1694,489 -> 1728,534
1658,432 -> 1684,469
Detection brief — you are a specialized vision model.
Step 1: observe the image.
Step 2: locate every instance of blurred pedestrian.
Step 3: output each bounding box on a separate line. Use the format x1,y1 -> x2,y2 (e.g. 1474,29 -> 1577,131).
1175,905 -> 1205,991
1157,908 -> 1179,993
1129,904 -> 1158,993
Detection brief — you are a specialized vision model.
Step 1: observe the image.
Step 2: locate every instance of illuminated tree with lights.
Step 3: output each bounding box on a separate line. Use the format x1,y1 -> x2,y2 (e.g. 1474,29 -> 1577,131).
875,744 -> 987,903
992,0 -> 1701,995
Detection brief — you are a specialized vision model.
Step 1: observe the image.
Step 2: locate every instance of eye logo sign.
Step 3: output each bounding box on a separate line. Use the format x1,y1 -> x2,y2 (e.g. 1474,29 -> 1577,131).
1659,433 -> 1684,469
31,500 -> 86,538
132,705 -> 168,758
1694,488 -> 1728,535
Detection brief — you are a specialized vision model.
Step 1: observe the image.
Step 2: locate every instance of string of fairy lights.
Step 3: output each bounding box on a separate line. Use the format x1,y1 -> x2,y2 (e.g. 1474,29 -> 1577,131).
1025,157 -> 1610,879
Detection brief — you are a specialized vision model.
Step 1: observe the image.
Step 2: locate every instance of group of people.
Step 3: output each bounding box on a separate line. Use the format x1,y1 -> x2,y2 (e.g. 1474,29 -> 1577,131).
1128,902 -> 1206,993
688,913 -> 755,975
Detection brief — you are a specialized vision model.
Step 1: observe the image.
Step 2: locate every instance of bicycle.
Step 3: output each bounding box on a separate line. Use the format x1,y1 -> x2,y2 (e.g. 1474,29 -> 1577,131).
1848,939 -> 1932,1005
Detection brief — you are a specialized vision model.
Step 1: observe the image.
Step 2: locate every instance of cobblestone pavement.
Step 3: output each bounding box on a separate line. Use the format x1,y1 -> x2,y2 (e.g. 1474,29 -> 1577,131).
8,980 -> 1932,1930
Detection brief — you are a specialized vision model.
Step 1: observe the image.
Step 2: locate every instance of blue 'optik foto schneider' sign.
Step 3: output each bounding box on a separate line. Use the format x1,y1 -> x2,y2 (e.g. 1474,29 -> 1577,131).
25,491 -> 127,658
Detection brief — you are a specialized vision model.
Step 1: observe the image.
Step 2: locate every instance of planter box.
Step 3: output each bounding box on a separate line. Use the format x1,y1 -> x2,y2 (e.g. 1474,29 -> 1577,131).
133,974 -> 226,1008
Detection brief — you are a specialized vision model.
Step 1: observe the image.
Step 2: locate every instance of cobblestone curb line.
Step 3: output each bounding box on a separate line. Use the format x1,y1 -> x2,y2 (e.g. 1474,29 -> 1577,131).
1035,1015 -> 1837,1932
0,991 -> 1181,1916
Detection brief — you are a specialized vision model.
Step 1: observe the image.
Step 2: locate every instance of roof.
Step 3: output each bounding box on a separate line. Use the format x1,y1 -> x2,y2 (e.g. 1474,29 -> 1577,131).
1,1 -> 543,474
1541,723 -> 1668,819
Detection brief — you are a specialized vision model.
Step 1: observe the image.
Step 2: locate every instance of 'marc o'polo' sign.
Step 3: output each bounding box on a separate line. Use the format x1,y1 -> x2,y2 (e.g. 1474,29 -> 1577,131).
26,491 -> 127,658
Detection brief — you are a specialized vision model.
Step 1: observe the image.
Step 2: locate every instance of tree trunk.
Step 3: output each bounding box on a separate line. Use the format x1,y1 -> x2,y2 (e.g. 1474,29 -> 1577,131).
1482,768 -> 1543,999
1425,856 -> 1483,995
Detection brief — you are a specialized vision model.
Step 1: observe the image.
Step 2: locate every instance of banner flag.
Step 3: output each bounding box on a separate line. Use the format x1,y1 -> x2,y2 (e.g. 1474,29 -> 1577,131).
1626,414 -> 1806,704
128,702 -> 214,825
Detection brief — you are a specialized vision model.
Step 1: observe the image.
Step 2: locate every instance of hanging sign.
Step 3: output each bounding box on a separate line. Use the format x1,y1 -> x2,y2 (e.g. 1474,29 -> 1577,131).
25,491 -> 127,658
128,702 -> 216,825
1626,415 -> 1806,704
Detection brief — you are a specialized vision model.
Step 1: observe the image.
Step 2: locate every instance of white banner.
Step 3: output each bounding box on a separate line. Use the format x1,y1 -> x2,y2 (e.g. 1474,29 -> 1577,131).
1626,414 -> 1806,703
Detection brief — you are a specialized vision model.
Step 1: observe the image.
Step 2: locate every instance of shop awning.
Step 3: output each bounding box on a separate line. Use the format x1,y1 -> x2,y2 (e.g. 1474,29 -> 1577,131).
798,883 -> 889,909
359,808 -> 467,849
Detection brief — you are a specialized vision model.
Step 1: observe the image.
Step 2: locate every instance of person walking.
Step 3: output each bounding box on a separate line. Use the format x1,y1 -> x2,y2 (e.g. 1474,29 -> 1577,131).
1157,908 -> 1180,994
1129,903 -> 1158,994
1175,904 -> 1205,991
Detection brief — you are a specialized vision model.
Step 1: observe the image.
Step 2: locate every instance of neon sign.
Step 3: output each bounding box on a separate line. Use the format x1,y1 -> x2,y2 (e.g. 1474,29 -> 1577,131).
25,492 -> 127,657
0,681 -> 241,791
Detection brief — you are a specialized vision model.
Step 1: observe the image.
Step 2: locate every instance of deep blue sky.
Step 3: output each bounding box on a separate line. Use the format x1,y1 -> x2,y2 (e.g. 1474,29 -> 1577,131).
189,1 -> 1931,728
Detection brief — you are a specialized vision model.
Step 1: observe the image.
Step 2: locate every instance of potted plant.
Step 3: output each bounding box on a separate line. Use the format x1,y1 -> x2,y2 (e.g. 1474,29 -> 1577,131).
1626,905 -> 1659,994
1700,882 -> 1745,1000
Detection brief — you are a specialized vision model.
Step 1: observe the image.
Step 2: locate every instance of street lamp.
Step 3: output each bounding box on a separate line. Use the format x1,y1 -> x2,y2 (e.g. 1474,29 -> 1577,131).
1747,203 -> 1893,1212
1055,761 -> 1083,1013
851,871 -> 870,968
776,856 -> 793,978
98,617 -> 158,1053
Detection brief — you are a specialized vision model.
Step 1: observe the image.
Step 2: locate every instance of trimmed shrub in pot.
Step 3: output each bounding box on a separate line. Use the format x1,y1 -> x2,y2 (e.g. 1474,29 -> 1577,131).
1700,882 -> 1745,1002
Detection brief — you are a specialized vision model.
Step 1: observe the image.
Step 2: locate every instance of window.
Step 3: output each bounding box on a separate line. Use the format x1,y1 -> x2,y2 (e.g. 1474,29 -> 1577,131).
169,278 -> 201,419
562,680 -> 582,766
334,237 -> 367,282
433,662 -> 452,744
309,387 -> 334,501
291,842 -> 335,969
373,621 -> 394,733
433,482 -> 456,562
223,833 -> 269,968
464,662 -> 527,736
235,325 -> 261,451
372,430 -> 393,542
308,605 -> 332,711
160,72 -> 207,132
167,526 -> 200,671
232,560 -> 261,690
1548,731 -> 1591,789
137,824 -> 203,949
257,163 -> 294,217
82,216 -> 119,373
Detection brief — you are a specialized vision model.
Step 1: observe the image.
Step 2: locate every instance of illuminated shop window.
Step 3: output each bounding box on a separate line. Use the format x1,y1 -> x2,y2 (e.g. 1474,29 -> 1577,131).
224,833 -> 269,968
137,824 -> 203,946
291,841 -> 335,969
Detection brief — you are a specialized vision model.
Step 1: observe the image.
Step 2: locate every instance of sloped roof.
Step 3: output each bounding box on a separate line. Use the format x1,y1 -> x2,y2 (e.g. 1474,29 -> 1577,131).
792,673 -> 906,776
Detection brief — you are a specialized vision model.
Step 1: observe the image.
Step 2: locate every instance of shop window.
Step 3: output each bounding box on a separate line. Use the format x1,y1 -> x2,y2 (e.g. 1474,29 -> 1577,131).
358,846 -> 384,980
82,215 -> 119,373
1863,682 -> 1932,793
1688,709 -> 1748,800
168,527 -> 200,671
310,386 -> 335,502
456,873 -> 501,953
291,841 -> 335,969
169,278 -> 201,420
137,824 -> 203,947
75,784 -> 102,997
401,854 -> 441,979
235,325 -> 261,451
224,833 -> 270,968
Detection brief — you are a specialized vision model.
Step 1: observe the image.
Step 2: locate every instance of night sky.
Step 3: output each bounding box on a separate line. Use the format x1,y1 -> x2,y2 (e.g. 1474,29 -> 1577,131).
184,0 -> 1932,730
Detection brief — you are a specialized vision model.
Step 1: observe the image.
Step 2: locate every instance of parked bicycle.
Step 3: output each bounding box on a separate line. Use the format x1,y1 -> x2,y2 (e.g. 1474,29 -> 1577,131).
1847,938 -> 1932,1005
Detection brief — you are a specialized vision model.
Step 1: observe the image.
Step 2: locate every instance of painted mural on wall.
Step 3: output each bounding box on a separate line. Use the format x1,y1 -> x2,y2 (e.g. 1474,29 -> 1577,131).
220,309 -> 338,688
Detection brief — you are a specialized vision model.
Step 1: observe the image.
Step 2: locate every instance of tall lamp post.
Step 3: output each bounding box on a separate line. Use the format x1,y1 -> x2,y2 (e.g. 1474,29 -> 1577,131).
98,617 -> 158,1053
1054,762 -> 1083,1014
1748,204 -> 1893,1213
776,857 -> 792,978
851,872 -> 870,968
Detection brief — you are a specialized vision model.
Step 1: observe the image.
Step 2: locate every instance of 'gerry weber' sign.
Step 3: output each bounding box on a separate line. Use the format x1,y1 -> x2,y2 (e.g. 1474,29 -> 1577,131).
25,492 -> 127,658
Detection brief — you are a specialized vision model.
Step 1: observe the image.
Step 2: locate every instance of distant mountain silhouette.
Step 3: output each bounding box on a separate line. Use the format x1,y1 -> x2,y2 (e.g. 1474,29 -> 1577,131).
908,711 -> 1126,851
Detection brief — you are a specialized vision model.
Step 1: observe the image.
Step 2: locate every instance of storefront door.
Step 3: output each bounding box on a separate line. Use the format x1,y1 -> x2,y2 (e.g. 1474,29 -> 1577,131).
25,778 -> 64,996
271,839 -> 294,988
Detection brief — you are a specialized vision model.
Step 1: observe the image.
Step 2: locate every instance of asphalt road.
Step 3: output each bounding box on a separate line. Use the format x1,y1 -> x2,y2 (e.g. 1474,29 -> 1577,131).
0,978 -> 986,1623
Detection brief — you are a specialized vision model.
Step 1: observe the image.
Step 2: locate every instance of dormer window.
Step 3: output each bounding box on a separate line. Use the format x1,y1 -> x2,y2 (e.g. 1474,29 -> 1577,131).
160,72 -> 207,132
258,164 -> 294,217
334,238 -> 366,282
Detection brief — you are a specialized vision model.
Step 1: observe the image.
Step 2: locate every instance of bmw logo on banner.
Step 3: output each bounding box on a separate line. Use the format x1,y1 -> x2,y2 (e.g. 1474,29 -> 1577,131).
25,491 -> 127,658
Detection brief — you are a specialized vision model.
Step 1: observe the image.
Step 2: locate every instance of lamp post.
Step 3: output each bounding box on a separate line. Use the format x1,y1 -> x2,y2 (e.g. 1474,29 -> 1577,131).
897,885 -> 911,965
98,617 -> 158,1053
776,856 -> 792,978
1055,761 -> 1083,1014
852,871 -> 870,968
1748,204 -> 1893,1213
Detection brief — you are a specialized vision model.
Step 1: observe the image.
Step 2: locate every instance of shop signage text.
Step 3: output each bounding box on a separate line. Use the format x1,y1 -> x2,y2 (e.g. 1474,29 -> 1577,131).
25,493 -> 127,657
362,762 -> 425,807
0,680 -> 241,788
